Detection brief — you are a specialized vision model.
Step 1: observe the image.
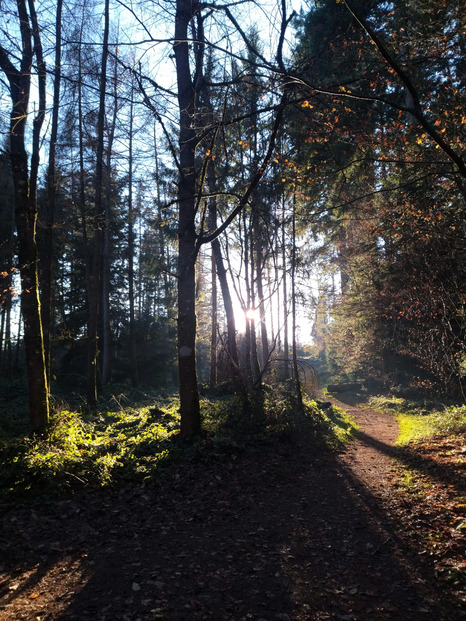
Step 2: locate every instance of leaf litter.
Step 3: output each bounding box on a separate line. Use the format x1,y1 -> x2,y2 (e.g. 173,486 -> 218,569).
0,398 -> 464,620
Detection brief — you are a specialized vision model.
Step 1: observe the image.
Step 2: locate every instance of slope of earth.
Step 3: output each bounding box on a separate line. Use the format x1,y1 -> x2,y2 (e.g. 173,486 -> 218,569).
0,397 -> 464,620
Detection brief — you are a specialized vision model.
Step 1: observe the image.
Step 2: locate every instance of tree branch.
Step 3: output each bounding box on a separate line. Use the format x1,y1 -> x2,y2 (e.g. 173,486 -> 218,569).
200,90 -> 288,245
343,0 -> 465,179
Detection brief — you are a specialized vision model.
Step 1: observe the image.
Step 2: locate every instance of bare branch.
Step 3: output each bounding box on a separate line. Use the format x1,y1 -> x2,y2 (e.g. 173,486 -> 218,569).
200,90 -> 288,245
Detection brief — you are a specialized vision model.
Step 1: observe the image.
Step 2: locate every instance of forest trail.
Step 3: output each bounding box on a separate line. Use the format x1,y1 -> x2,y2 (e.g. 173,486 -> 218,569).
0,396 -> 463,621
334,395 -> 400,495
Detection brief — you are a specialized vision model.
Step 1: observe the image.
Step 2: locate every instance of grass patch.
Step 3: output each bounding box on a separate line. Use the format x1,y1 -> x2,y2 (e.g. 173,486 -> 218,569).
368,395 -> 466,445
395,406 -> 466,445
261,387 -> 359,449
323,404 -> 360,445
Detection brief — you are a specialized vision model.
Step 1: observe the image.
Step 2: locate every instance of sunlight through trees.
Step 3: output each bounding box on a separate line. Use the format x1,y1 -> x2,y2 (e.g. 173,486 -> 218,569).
0,0 -> 464,433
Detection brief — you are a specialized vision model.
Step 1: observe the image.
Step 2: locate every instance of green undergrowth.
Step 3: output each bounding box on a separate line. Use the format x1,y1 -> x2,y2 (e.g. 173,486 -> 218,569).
295,397 -> 360,449
201,389 -> 359,451
0,387 -> 359,509
368,395 -> 466,445
0,396 -> 181,509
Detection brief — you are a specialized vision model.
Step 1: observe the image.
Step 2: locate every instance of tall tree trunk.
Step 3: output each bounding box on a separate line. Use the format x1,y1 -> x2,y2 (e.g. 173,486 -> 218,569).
128,86 -> 138,387
242,210 -> 254,386
338,226 -> 350,294
282,198 -> 289,380
87,0 -> 110,407
101,55 -> 118,386
76,13 -> 92,393
14,308 -> 22,374
212,239 -> 245,388
174,0 -> 200,436
77,12 -> 89,276
274,229 -> 281,354
42,0 -> 63,387
257,275 -> 269,369
28,0 -> 46,207
253,202 -> 269,369
101,186 -> 112,386
291,193 -> 303,412
249,241 -> 261,385
0,0 -> 49,433
0,144 -> 15,378
154,123 -> 172,354
209,248 -> 218,389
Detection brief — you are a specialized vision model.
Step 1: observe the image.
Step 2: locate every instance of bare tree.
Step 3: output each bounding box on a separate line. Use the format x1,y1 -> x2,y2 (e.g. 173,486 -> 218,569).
87,0 -> 110,407
42,0 -> 63,386
0,0 -> 49,433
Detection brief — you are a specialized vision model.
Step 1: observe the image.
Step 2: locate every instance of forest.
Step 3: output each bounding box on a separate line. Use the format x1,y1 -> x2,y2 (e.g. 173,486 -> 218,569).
0,0 -> 465,618
1,0 -> 464,434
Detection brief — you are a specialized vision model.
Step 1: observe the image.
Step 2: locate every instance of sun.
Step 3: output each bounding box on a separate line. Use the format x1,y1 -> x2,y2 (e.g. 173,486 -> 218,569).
245,307 -> 259,322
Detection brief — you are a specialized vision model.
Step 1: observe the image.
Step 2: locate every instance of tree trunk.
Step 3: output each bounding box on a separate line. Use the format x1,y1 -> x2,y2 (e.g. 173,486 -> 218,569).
128,86 -> 139,387
42,0 -> 63,386
174,0 -> 200,436
249,242 -> 261,386
253,203 -> 269,369
211,238 -> 246,390
101,189 -> 112,387
0,0 -> 49,433
291,193 -> 304,413
101,56 -> 118,387
242,210 -> 254,386
87,0 -> 110,407
75,14 -> 92,398
209,248 -> 218,389
282,198 -> 289,380
0,144 -> 15,378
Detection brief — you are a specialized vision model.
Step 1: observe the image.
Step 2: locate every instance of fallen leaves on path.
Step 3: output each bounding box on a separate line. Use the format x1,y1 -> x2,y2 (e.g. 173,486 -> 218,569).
386,435 -> 466,605
0,419 -> 464,620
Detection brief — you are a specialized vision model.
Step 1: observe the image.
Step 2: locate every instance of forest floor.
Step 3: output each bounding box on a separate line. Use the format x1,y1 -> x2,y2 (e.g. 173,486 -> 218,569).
0,393 -> 465,620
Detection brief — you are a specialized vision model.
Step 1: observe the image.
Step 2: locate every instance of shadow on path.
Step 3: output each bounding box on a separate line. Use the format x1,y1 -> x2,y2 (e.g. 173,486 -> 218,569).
6,442 -> 452,620
351,422 -> 465,494
1,395 -> 463,621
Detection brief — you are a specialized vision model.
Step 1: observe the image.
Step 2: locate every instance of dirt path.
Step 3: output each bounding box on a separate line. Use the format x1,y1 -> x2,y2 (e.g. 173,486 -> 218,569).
0,398 -> 463,620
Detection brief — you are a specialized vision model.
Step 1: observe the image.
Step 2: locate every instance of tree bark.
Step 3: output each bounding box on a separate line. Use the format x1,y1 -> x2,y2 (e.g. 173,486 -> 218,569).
87,0 -> 110,407
0,0 -> 49,434
174,0 -> 201,436
42,0 -> 63,386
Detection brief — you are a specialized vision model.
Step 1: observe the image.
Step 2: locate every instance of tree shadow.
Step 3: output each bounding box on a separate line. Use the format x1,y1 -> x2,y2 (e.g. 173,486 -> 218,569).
56,444 -> 458,619
352,428 -> 465,493
0,533 -> 90,618
1,434 -> 463,620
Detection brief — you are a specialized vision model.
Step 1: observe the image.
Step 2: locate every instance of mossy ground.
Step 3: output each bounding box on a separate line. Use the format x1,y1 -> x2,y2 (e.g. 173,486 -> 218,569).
0,387 -> 359,510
